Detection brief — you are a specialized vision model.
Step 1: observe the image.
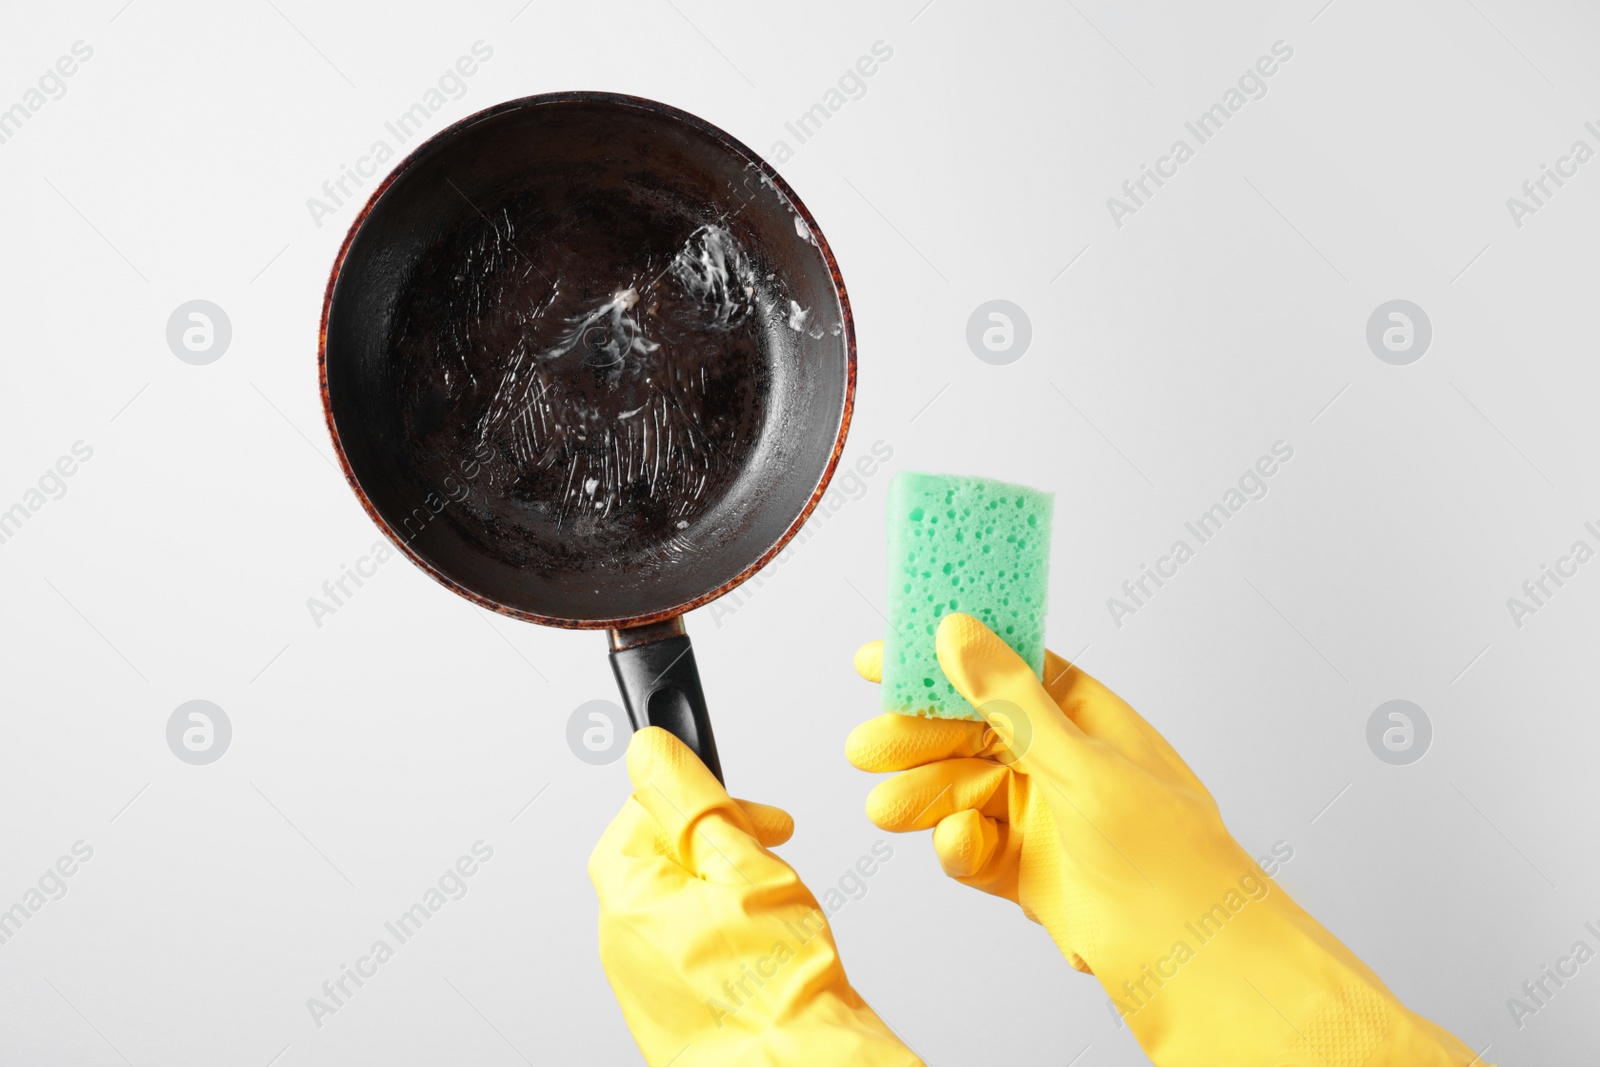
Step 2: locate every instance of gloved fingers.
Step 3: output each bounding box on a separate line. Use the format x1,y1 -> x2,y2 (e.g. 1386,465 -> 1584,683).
1043,650 -> 1212,797
846,712 -> 991,773
864,758 -> 1009,832
931,808 -> 1001,879
854,640 -> 884,683
592,791 -> 793,867
733,798 -> 795,848
627,727 -> 781,882
936,613 -> 1094,785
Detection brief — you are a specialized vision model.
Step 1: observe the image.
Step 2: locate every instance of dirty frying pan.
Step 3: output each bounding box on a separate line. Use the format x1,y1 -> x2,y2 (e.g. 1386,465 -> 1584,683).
320,93 -> 854,782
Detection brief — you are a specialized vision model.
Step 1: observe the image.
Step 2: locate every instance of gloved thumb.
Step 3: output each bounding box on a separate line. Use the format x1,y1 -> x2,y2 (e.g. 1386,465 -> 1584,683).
626,727 -> 794,880
935,612 -> 1091,783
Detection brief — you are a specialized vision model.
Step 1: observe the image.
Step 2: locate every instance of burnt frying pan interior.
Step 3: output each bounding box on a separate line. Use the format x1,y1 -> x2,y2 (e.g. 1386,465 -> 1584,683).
324,95 -> 850,626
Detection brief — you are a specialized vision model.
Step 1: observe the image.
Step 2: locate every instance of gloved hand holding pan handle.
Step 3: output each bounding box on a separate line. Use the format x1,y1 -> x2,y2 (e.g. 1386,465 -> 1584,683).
849,612 -> 1493,1067
589,727 -> 923,1067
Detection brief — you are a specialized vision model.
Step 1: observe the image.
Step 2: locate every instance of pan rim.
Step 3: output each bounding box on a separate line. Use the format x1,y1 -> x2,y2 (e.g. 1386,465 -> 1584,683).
318,90 -> 856,631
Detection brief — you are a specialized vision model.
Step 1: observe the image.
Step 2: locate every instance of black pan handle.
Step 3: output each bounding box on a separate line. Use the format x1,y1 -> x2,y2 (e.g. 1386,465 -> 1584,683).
608,619 -> 723,783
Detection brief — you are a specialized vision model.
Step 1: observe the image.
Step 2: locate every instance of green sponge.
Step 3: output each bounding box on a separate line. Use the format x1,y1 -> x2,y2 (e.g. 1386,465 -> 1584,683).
882,472 -> 1054,719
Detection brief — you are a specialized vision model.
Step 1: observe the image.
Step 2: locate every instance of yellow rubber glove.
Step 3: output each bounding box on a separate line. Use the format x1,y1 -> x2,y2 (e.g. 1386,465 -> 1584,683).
848,613 -> 1491,1067
590,726 -> 922,1067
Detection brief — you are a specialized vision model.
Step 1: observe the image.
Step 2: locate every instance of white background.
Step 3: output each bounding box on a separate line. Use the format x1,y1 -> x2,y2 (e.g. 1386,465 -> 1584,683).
3,1 -> 1598,1064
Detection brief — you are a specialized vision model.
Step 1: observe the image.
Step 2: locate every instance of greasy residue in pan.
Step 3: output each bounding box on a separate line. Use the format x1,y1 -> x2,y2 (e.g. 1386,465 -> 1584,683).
387,192 -> 792,574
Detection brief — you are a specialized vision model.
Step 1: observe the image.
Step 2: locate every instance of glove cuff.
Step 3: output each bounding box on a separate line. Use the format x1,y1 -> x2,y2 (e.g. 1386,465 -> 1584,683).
1104,886 -> 1487,1066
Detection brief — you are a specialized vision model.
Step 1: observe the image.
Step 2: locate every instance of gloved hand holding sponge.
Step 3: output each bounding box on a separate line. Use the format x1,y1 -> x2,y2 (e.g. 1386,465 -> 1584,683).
592,470 -> 1490,1066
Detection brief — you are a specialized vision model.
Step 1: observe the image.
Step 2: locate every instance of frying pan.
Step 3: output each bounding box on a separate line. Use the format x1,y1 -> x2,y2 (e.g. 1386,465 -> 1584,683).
320,92 -> 854,782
